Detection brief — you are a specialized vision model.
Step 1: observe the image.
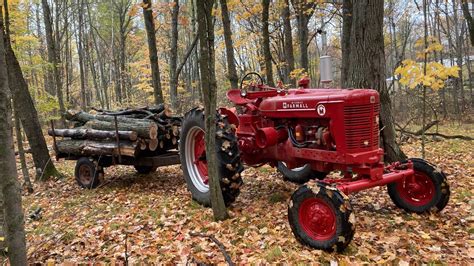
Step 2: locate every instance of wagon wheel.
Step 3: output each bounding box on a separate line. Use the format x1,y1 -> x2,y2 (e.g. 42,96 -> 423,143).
288,182 -> 355,251
387,158 -> 450,213
75,157 -> 102,189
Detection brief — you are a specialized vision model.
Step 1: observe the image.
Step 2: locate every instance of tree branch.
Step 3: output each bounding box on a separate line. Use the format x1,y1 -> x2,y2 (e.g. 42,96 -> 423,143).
189,232 -> 234,265
176,34 -> 199,79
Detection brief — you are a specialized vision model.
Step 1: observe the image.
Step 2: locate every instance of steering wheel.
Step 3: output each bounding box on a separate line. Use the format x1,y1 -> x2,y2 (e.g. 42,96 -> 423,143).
239,72 -> 264,93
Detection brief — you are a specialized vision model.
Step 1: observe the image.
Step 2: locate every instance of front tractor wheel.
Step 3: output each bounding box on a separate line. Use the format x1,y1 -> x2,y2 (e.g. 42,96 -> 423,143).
387,158 -> 450,213
288,183 -> 355,251
179,108 -> 243,207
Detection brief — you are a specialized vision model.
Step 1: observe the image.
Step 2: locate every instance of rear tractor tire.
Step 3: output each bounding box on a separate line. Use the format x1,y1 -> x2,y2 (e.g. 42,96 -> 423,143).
75,157 -> 103,189
387,158 -> 450,213
277,162 -> 327,184
288,182 -> 355,251
179,108 -> 244,207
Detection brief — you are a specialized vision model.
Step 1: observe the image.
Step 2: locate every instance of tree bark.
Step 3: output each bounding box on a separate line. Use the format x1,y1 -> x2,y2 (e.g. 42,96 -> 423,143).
4,3 -> 60,181
76,0 -> 88,110
169,0 -> 179,110
452,0 -> 465,113
84,120 -> 158,140
291,0 -> 315,71
341,0 -> 352,87
262,0 -> 275,86
462,0 -> 474,46
219,0 -> 239,89
142,0 -> 164,105
0,5 -> 28,263
281,0 -> 295,85
41,0 -> 66,123
346,0 -> 406,162
14,108 -> 33,193
56,140 -> 138,157
196,0 -> 229,221
48,128 -> 138,141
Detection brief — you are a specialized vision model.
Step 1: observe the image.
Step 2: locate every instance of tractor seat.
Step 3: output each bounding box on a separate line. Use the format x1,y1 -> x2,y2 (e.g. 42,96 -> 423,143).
227,89 -> 254,105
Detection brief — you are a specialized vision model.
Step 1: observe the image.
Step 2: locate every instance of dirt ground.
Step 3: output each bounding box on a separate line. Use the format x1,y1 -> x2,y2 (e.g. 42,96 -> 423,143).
18,125 -> 474,264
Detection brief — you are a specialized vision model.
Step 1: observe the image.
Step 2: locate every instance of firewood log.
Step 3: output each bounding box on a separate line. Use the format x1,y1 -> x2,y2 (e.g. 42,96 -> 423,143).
48,128 -> 138,141
84,120 -> 158,140
55,140 -> 138,157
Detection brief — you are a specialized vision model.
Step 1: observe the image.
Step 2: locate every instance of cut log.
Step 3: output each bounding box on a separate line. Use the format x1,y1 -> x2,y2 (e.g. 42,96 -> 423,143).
66,110 -> 164,129
84,120 -> 158,140
48,128 -> 138,141
172,125 -> 179,136
139,140 -> 147,150
55,140 -> 138,157
147,139 -> 159,151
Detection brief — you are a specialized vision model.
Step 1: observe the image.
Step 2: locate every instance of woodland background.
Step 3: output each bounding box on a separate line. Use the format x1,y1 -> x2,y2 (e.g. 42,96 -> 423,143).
5,0 -> 473,119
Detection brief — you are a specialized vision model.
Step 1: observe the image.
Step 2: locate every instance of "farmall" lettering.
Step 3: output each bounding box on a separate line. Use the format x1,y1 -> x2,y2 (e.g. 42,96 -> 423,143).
282,102 -> 309,109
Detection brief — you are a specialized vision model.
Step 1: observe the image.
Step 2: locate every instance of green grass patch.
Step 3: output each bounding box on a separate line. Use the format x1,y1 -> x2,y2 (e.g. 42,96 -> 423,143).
456,190 -> 473,201
268,192 -> 286,204
189,200 -> 203,210
265,246 -> 283,262
109,223 -> 121,230
147,209 -> 160,220
33,225 -> 54,237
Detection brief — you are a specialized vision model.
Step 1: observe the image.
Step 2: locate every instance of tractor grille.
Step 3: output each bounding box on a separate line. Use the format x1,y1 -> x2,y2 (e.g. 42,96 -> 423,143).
344,103 -> 380,151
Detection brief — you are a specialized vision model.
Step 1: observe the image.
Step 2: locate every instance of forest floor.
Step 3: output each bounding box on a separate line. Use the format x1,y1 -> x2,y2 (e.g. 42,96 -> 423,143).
17,124 -> 474,264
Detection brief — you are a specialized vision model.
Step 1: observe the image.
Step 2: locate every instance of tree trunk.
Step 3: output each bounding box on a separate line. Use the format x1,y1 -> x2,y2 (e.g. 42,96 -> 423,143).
196,0 -> 229,221
0,5 -> 28,263
462,0 -> 474,46
346,0 -> 406,162
4,5 -> 60,181
143,0 -> 165,105
169,0 -> 179,110
292,0 -> 315,72
77,0 -> 88,110
341,0 -> 352,87
262,0 -> 275,86
219,0 -> 239,89
452,0 -> 465,114
41,0 -> 66,123
281,0 -> 295,85
14,108 -> 33,193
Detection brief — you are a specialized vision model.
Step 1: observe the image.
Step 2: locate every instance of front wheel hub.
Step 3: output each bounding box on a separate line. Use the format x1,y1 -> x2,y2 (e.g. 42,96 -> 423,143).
299,198 -> 337,241
397,171 -> 435,207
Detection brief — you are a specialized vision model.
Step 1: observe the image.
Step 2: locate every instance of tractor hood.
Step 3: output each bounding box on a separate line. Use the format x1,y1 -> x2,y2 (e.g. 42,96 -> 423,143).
258,88 -> 379,118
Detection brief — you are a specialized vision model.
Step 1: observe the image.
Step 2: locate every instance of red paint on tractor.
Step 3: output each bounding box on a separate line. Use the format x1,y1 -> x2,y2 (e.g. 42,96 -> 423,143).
298,198 -> 336,241
394,170 -> 436,206
226,79 -> 415,191
193,129 -> 208,184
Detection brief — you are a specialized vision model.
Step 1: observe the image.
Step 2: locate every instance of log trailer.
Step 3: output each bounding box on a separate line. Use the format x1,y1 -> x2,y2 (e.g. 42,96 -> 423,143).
179,73 -> 450,251
50,106 -> 181,189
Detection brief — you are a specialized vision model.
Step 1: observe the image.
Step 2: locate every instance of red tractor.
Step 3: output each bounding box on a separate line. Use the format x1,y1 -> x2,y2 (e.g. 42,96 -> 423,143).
179,73 -> 450,251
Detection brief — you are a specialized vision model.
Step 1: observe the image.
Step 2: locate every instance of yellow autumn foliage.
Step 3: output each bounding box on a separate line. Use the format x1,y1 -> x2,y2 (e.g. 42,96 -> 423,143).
394,38 -> 460,90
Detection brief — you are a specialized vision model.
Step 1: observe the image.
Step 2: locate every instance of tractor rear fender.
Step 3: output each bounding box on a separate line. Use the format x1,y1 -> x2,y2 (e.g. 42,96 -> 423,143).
219,107 -> 239,127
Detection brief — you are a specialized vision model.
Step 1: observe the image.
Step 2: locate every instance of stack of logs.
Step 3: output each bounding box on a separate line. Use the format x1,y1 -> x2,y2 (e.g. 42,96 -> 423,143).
49,105 -> 181,158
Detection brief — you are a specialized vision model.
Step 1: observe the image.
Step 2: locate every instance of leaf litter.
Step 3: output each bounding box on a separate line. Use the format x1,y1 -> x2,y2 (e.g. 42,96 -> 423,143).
20,135 -> 472,264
